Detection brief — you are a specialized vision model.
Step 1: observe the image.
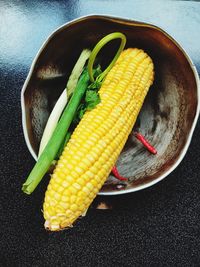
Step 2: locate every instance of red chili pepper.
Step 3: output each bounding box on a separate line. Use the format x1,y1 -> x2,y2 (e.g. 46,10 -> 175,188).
134,132 -> 157,155
111,166 -> 128,181
111,132 -> 157,181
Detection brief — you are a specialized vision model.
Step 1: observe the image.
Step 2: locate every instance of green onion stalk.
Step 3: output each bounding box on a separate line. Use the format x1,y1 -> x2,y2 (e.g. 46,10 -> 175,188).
22,70 -> 90,194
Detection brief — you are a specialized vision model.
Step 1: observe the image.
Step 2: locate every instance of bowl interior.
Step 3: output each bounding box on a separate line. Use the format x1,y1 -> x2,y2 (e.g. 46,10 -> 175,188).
22,16 -> 198,194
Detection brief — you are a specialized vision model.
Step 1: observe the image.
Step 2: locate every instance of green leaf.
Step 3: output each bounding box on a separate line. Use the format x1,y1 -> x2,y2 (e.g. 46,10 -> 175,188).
88,65 -> 102,90
71,66 -> 102,125
88,80 -> 102,90
85,90 -> 101,110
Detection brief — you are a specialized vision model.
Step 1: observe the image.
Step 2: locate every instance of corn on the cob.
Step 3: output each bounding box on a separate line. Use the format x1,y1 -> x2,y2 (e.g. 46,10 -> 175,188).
43,48 -> 154,231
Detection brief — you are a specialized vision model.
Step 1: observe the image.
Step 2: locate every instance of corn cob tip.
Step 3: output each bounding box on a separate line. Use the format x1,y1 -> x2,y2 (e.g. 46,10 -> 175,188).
44,206 -> 88,231
44,219 -> 73,231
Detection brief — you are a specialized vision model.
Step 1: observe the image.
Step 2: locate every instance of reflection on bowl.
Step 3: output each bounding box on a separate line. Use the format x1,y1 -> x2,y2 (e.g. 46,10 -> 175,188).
21,15 -> 200,195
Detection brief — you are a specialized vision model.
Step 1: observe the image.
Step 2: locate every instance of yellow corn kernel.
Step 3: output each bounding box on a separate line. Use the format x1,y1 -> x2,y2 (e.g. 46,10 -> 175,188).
43,48 -> 154,231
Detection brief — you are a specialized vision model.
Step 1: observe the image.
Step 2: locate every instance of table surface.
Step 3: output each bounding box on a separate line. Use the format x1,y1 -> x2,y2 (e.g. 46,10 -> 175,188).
1,0 -> 200,266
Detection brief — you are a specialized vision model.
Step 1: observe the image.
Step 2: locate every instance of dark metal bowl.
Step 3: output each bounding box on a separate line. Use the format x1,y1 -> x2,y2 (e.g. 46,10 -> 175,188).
21,15 -> 200,195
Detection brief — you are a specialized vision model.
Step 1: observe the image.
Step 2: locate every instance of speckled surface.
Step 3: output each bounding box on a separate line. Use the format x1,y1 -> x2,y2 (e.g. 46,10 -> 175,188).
0,0 -> 200,266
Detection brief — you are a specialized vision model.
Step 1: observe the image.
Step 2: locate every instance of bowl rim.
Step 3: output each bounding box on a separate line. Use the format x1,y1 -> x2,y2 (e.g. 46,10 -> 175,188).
21,14 -> 200,196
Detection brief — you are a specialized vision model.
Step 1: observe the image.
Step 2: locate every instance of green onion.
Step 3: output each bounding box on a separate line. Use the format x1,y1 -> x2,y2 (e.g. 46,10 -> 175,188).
38,89 -> 68,157
88,32 -> 126,83
22,69 -> 90,194
66,49 -> 91,98
56,132 -> 71,159
38,49 -> 91,157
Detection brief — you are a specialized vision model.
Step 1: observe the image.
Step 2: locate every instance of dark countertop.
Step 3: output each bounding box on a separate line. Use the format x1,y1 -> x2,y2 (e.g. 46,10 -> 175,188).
0,1 -> 200,266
